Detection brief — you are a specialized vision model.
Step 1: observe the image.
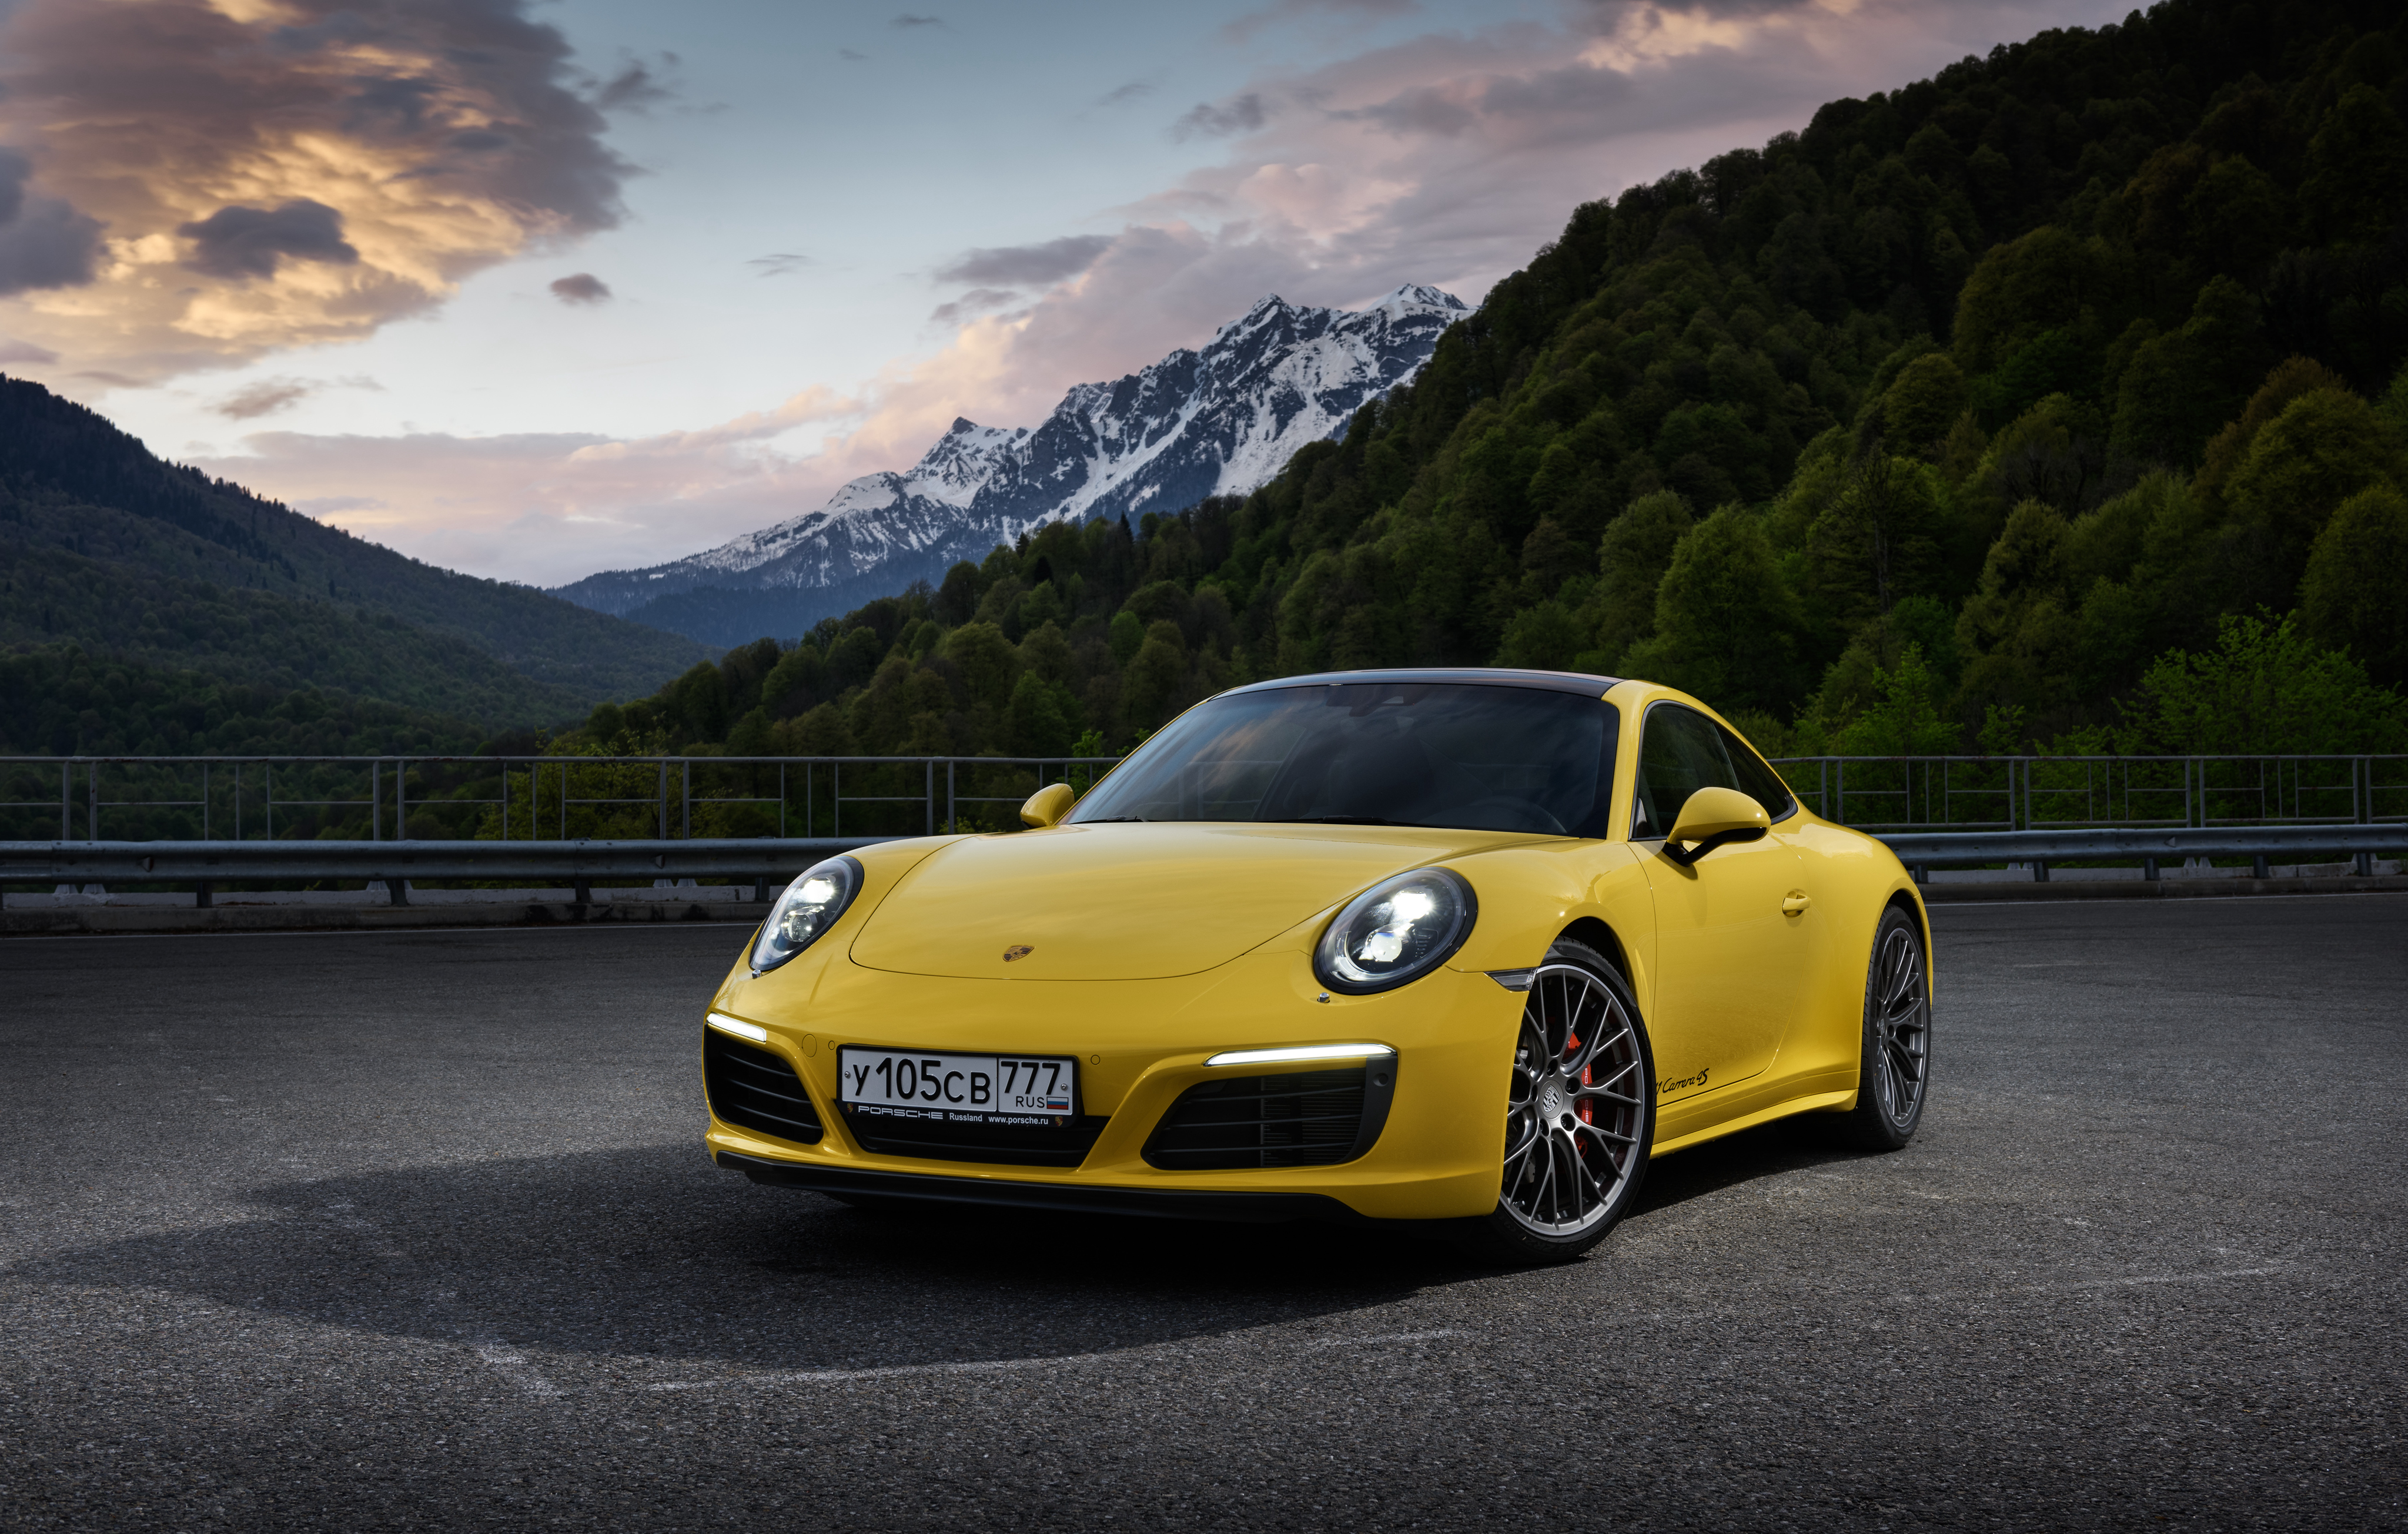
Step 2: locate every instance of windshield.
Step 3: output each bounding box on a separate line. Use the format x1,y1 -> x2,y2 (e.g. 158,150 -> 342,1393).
1066,680 -> 1620,837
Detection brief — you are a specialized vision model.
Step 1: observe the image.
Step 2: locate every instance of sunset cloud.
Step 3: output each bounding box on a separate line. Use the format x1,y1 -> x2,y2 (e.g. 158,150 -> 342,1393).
934,236 -> 1114,288
0,0 -> 634,384
549,273 -> 614,304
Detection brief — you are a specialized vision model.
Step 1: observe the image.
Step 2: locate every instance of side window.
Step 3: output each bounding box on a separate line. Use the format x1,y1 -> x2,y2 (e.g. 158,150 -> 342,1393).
1718,722 -> 1795,823
1630,704 -> 1737,839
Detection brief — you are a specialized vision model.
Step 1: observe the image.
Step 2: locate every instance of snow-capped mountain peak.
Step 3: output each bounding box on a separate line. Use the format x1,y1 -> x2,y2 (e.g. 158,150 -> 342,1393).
551,284 -> 1471,644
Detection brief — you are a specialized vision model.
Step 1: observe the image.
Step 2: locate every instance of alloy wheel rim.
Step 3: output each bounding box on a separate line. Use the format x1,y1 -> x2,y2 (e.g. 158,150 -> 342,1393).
1500,963 -> 1646,1235
1871,926 -> 1930,1128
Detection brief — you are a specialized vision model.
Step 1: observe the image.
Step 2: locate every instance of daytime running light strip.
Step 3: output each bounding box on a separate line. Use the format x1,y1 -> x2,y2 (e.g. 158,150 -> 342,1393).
1204,1043 -> 1396,1068
706,1011 -> 770,1043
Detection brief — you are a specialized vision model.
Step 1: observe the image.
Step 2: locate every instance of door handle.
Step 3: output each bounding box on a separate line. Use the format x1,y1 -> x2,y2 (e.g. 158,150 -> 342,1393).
1781,892 -> 1811,916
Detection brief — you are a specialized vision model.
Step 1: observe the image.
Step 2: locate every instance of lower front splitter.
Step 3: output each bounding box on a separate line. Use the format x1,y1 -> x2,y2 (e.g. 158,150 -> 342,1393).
715,1150 -> 1364,1224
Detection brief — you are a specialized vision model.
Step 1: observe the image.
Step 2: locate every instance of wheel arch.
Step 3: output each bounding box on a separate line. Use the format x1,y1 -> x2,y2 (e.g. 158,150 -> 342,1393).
1551,916 -> 1631,982
1883,886 -> 1934,1000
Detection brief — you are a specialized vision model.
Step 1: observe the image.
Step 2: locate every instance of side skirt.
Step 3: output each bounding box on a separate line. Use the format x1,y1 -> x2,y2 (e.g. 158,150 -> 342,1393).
1648,1088 -> 1857,1158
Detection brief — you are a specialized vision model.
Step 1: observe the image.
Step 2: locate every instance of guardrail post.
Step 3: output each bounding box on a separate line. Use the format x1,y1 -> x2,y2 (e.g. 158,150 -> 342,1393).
2032,859 -> 2048,883
2144,857 -> 2159,882
574,878 -> 591,907
195,880 -> 211,909
2253,853 -> 2270,879
2357,756 -> 2374,876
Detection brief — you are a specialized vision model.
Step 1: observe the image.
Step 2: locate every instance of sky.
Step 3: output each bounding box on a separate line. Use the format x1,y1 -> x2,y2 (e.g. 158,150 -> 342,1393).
0,0 -> 2136,590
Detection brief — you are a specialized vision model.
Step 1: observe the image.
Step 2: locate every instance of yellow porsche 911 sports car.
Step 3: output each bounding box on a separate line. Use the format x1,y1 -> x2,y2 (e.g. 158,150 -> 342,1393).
701,669 -> 1932,1263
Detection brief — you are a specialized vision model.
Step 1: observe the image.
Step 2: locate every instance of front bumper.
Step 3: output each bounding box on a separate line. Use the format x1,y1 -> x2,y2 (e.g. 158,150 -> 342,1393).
701,950 -> 1523,1221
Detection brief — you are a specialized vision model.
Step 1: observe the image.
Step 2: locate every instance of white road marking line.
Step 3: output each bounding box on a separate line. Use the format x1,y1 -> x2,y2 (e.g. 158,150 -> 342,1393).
613,1268 -> 2300,1399
637,1326 -> 1477,1395
1310,1328 -> 1467,1347
1894,1264 -> 2289,1304
476,1338 -> 563,1399
643,1353 -> 1118,1391
309,1204 -> 567,1403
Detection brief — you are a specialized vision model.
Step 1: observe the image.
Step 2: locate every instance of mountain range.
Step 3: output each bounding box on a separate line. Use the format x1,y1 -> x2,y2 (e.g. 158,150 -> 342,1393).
0,377 -> 710,745
550,285 -> 1471,646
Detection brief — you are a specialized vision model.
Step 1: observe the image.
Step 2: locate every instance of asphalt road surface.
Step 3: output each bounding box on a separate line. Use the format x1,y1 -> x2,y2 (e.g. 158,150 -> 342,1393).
2,896 -> 2403,1532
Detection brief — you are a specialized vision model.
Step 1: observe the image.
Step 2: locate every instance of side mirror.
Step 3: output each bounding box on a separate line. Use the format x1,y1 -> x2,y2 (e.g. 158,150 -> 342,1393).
1019,782 -> 1078,829
1663,786 -> 1770,865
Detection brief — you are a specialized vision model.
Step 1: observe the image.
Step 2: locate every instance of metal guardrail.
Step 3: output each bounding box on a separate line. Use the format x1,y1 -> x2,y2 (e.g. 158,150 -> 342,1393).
1770,754 -> 2408,833
0,755 -> 1123,844
4,838 -> 887,906
6,819 -> 2400,910
1876,823 -> 2405,881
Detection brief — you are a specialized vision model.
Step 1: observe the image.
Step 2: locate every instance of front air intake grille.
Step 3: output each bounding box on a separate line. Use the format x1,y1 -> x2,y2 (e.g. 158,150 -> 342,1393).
1143,1064 -> 1397,1171
843,1108 -> 1108,1169
704,1030 -> 824,1145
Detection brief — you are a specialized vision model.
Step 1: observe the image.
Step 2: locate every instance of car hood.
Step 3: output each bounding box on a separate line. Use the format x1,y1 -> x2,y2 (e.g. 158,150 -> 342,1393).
847,822 -> 1539,981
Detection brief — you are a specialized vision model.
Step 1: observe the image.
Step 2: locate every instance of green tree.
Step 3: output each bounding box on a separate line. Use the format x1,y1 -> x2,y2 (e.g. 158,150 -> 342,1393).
2300,83 -> 2408,243
1578,490 -> 1691,669
2222,386 -> 2403,608
1878,353 -> 1968,454
1827,645 -> 1962,755
2121,613 -> 2407,754
1122,620 -> 1190,729
2108,277 -> 2266,467
2300,485 -> 2408,690
1005,671 -> 1076,756
941,622 -> 1020,711
1621,508 -> 1811,715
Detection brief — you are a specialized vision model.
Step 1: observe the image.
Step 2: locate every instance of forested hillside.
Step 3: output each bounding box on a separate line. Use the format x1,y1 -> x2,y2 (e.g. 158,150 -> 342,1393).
0,644 -> 485,757
550,0 -> 2408,765
0,377 -> 711,743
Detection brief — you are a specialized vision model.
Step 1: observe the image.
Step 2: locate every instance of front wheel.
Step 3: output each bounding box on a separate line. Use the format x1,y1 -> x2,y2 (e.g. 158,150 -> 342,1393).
1461,940 -> 1656,1265
1831,906 -> 1932,1150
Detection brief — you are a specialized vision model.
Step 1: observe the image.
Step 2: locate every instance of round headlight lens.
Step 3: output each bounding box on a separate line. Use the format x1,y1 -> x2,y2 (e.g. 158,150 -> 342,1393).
1313,868 -> 1476,994
750,855 -> 863,974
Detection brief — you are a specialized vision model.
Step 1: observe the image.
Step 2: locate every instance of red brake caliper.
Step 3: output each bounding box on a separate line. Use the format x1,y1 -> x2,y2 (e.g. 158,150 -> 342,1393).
1567,1031 -> 1592,1124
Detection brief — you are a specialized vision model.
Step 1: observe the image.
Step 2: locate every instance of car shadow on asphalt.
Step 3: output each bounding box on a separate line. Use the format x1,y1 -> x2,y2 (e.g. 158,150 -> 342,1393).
6,1143 -> 1506,1376
1630,1117 -> 1878,1217
11,1120 -> 1877,1378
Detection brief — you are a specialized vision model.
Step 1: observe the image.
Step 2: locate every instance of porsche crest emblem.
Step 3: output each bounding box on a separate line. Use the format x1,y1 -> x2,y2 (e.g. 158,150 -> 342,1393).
1002,945 -> 1034,962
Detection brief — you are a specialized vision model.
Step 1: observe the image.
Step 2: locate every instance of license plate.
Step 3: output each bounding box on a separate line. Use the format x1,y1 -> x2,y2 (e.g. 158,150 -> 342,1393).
836,1047 -> 1079,1128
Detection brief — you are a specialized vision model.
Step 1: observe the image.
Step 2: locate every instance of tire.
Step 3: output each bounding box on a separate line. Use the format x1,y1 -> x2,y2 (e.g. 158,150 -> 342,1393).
1460,939 -> 1656,1266
1832,905 -> 1932,1150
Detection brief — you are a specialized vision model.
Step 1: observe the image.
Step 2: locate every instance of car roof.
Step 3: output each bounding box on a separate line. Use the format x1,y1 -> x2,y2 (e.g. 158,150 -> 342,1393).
1218,667 -> 1624,699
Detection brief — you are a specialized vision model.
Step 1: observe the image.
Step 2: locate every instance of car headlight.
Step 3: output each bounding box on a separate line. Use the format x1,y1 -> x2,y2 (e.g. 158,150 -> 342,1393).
1313,868 -> 1476,994
750,855 -> 864,974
